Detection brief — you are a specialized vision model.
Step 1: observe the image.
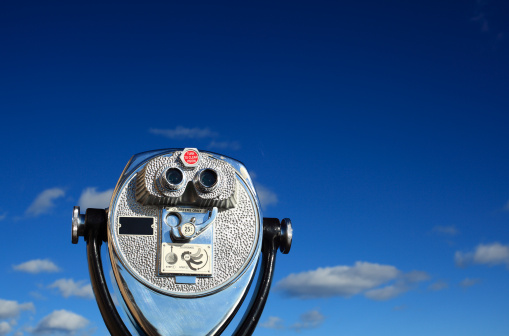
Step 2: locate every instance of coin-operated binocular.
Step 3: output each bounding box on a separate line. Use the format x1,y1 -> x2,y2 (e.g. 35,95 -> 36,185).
71,148 -> 292,336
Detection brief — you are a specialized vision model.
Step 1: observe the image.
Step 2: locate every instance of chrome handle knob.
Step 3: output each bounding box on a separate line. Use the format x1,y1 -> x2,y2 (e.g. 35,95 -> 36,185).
72,206 -> 86,244
280,218 -> 293,254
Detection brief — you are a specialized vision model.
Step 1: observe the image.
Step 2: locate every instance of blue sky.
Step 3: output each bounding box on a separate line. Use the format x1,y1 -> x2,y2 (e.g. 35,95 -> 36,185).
1,0 -> 508,335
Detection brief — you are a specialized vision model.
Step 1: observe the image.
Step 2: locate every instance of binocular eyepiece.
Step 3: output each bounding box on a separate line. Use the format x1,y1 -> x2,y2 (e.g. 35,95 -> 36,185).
72,148 -> 292,336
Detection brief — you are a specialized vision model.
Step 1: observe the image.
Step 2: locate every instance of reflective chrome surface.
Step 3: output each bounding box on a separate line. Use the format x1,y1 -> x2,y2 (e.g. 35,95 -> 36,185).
158,167 -> 187,191
71,206 -> 86,244
106,149 -> 263,335
193,168 -> 221,193
167,207 -> 218,241
280,218 -> 293,254
110,247 -> 258,336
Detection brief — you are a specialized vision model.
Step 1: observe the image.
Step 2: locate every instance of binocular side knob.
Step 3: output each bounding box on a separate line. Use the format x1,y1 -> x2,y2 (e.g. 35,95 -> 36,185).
279,218 -> 293,254
72,206 -> 86,244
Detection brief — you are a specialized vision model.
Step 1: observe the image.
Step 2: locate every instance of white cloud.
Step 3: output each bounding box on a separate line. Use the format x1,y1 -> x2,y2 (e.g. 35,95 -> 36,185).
78,187 -> 113,209
455,243 -> 509,268
32,310 -> 89,335
0,299 -> 35,319
473,243 -> 509,265
459,277 -> 481,288
290,310 -> 325,332
276,262 -> 429,300
276,262 -> 400,299
13,259 -> 60,274
207,140 -> 241,151
149,126 -> 218,139
26,188 -> 65,216
503,200 -> 509,211
0,322 -> 11,336
0,213 -> 6,221
260,316 -> 284,330
255,183 -> 278,209
49,279 -> 94,299
432,225 -> 458,236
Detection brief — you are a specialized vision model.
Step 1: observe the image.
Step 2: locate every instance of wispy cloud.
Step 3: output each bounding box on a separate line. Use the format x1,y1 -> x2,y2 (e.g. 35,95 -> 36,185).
149,127 -> 243,152
49,279 -> 94,299
0,299 -> 35,319
504,200 -> 509,211
364,284 -> 408,301
78,187 -> 113,209
455,242 -> 509,268
290,310 -> 325,332
260,310 -> 326,332
254,183 -> 278,209
276,262 -> 429,300
433,225 -> 458,236
149,126 -> 218,139
0,321 -> 11,336
393,305 -> 407,311
29,292 -> 47,301
0,213 -> 6,221
428,280 -> 449,291
207,140 -> 241,151
260,316 -> 284,330
248,172 -> 279,209
365,271 -> 429,301
13,259 -> 60,274
32,310 -> 89,335
470,0 -> 506,49
26,188 -> 65,216
459,277 -> 481,288
471,12 -> 489,32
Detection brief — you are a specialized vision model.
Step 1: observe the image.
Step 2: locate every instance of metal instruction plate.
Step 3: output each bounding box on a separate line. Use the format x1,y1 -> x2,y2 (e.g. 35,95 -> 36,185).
160,243 -> 212,276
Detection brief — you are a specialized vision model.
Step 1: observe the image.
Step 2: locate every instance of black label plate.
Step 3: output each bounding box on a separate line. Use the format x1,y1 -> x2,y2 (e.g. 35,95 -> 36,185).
119,217 -> 154,235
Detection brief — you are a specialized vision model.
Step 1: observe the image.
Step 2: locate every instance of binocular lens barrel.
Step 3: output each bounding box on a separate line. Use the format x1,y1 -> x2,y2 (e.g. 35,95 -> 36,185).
166,168 -> 184,185
199,169 -> 218,188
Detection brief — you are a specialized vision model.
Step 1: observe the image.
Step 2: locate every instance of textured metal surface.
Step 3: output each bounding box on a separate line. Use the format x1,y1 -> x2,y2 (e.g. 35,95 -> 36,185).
136,151 -> 237,208
110,153 -> 259,297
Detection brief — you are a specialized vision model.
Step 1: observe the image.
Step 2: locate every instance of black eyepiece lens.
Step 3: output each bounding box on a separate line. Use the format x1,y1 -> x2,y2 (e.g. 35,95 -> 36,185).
166,168 -> 183,185
200,169 -> 218,188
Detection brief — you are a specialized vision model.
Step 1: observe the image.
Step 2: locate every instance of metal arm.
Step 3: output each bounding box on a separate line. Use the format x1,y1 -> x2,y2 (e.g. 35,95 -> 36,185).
84,208 -> 132,336
232,218 -> 282,336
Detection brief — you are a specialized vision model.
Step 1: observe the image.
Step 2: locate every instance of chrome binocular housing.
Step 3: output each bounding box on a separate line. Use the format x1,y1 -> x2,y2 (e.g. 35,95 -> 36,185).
71,148 -> 292,336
